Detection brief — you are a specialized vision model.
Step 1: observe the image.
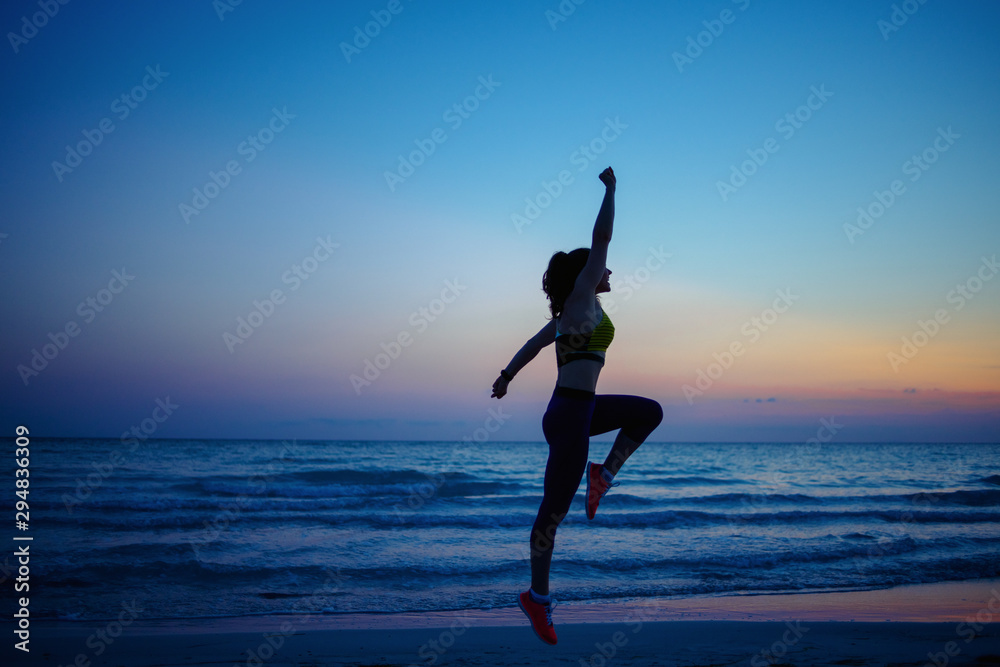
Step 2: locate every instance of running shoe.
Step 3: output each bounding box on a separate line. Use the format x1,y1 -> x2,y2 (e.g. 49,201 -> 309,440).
518,590 -> 557,645
586,461 -> 619,520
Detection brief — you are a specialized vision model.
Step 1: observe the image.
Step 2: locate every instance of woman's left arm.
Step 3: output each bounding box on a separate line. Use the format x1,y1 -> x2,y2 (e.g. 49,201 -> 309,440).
492,320 -> 557,398
571,168 -> 615,300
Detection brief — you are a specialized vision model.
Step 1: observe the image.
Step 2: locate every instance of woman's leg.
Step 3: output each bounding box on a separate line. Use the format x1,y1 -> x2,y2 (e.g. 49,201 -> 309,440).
529,392 -> 594,595
589,395 -> 663,475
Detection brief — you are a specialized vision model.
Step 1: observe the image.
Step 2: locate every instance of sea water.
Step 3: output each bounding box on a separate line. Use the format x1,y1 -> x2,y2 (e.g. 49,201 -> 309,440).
10,438 -> 1000,621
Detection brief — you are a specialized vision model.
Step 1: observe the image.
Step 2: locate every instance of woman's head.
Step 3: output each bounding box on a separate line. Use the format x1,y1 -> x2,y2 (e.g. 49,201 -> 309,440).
543,248 -> 600,318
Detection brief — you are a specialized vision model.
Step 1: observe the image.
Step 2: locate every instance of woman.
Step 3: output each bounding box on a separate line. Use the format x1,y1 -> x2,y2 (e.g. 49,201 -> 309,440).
491,167 -> 663,645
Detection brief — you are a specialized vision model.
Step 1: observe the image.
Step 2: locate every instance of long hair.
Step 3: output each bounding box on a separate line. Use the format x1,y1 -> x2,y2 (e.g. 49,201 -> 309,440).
542,248 -> 590,319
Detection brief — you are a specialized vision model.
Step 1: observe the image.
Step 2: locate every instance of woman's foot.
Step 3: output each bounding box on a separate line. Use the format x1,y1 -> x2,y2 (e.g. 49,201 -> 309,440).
518,590 -> 557,645
585,461 -> 619,520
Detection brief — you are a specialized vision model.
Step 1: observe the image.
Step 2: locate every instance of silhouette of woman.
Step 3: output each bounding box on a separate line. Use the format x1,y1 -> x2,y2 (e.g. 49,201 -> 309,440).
491,167 -> 663,645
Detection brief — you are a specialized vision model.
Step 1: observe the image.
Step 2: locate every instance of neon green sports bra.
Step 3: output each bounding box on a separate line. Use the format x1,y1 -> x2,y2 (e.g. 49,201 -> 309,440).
554,310 -> 614,368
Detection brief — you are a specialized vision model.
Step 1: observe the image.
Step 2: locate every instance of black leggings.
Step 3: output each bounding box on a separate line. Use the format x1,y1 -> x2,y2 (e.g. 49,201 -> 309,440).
529,386 -> 663,593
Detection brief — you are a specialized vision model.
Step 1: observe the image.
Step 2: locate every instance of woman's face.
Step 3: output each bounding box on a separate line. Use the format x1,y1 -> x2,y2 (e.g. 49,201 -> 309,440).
596,268 -> 612,294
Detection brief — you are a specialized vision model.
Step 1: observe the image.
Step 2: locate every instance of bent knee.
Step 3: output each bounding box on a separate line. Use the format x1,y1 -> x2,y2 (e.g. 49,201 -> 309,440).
651,399 -> 663,426
644,398 -> 663,428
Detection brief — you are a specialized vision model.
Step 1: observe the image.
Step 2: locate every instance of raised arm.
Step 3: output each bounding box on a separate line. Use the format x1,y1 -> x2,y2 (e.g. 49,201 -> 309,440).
571,167 -> 615,299
491,319 -> 557,398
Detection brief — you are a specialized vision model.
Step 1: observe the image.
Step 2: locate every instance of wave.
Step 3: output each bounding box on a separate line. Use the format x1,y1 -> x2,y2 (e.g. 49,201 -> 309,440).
38,537 -> 1000,590
637,475 -> 744,486
909,489 -> 1000,506
30,542 -> 923,582
36,505 -> 1000,532
674,489 -> 1000,508
25,482 -> 1000,534
346,507 -> 1000,531
29,483 -> 1000,515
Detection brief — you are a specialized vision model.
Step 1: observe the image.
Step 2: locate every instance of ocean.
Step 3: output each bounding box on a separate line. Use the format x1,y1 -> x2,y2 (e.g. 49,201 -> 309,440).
10,438 -> 1000,622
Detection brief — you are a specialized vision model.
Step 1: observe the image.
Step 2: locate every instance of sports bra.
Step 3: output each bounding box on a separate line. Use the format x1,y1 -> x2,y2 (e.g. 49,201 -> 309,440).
554,308 -> 614,368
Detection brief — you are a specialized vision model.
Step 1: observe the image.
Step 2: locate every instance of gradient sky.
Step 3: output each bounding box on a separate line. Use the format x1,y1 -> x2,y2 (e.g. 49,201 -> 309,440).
2,1 -> 998,442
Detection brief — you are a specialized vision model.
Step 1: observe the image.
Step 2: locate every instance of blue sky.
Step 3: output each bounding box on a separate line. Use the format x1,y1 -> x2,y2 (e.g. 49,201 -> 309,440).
1,1 -> 998,442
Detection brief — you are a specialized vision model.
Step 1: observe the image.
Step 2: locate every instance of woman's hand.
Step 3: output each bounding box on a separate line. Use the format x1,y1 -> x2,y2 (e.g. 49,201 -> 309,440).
491,375 -> 509,399
599,166 -> 616,189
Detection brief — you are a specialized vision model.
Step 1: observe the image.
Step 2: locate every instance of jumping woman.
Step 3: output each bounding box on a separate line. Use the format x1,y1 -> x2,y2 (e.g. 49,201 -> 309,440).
491,167 -> 663,645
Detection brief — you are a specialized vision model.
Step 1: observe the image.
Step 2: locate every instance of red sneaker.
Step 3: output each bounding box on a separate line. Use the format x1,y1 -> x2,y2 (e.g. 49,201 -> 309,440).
586,461 -> 619,520
518,590 -> 557,645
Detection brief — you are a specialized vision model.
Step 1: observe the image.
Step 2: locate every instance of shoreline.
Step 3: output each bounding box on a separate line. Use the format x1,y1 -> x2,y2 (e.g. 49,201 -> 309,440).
36,578 -> 1000,633
24,580 -> 1000,666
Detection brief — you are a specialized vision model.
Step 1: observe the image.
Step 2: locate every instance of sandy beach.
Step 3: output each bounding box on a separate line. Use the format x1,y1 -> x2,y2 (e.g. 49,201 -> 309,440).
26,579 -> 1000,666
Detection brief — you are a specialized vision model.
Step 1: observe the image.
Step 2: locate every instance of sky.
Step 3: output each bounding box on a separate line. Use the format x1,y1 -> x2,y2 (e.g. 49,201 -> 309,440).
1,0 -> 998,443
